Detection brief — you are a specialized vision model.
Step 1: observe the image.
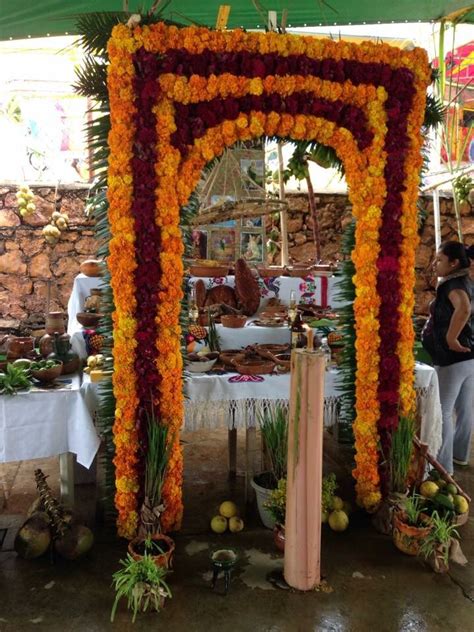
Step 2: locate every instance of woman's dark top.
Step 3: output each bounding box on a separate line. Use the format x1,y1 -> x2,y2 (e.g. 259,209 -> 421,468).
422,273 -> 474,367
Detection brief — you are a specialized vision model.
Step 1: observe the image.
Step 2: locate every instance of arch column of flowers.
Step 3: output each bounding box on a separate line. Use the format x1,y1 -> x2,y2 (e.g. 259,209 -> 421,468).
106,22 -> 431,538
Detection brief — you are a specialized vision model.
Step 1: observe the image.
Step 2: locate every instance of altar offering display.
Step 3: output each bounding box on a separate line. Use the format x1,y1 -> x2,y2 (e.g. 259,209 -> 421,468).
105,20 -> 431,536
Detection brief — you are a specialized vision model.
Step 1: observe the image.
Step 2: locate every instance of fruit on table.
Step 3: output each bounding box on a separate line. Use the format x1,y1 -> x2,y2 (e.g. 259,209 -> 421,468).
328,510 -> 349,532
331,496 -> 344,511
219,501 -> 238,519
211,515 -> 228,533
420,481 -> 439,498
87,354 -> 105,369
229,516 -> 244,533
453,495 -> 469,515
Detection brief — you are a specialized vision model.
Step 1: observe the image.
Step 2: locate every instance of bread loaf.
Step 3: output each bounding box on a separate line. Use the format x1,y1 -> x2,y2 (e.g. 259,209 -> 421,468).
194,279 -> 207,308
235,258 -> 261,315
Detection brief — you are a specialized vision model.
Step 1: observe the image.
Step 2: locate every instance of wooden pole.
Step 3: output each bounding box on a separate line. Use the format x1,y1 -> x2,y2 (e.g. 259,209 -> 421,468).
284,349 -> 325,590
277,142 -> 289,267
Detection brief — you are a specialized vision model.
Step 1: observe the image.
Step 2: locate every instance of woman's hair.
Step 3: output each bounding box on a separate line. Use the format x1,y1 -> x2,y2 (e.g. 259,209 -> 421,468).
440,241 -> 474,269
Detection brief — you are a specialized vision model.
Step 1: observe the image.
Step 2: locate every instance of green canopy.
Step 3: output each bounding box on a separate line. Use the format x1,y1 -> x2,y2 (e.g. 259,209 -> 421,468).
1,0 -> 473,41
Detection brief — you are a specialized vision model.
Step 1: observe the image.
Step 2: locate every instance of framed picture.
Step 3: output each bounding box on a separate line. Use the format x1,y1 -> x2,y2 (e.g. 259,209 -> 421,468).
191,229 -> 208,259
209,228 -> 236,262
240,230 -> 264,263
240,158 -> 265,192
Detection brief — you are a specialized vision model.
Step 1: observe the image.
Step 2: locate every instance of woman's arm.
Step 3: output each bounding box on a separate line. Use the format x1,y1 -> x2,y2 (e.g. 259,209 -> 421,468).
446,289 -> 471,353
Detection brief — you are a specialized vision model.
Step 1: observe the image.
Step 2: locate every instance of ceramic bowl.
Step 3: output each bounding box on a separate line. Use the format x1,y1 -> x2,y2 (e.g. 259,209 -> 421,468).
77,312 -> 102,327
31,362 -> 63,383
219,350 -> 245,368
220,314 -> 247,328
186,357 -> 217,373
232,358 -> 274,375
190,265 -> 228,278
80,260 -> 103,277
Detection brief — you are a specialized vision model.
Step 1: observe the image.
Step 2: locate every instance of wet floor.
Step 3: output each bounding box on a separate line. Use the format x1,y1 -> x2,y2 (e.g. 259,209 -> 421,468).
1,429 -> 473,632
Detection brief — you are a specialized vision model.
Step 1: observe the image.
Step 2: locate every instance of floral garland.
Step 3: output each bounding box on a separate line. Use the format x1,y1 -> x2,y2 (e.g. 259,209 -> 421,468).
106,22 -> 431,527
106,36 -> 140,538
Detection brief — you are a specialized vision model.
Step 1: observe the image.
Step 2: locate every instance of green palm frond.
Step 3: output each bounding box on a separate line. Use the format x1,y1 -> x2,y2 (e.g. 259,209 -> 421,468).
334,220 -> 356,444
424,94 -> 445,130
75,12 -> 126,56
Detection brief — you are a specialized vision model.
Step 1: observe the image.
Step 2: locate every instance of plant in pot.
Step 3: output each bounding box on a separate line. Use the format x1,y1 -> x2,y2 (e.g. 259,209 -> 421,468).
128,406 -> 175,569
373,415 -> 415,535
110,552 -> 172,623
418,511 -> 463,573
264,478 -> 287,550
251,405 -> 288,529
392,493 -> 432,556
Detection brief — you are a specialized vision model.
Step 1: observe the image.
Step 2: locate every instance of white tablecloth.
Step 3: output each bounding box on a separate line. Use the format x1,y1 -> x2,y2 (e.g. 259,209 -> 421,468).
67,274 -> 103,336
188,274 -> 343,309
184,362 -> 443,457
0,375 -> 100,468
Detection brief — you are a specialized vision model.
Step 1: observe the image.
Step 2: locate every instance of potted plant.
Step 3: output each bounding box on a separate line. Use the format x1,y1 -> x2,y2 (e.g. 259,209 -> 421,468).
392,494 -> 432,556
419,511 -> 460,573
251,405 -> 288,528
110,552 -> 172,623
128,406 -> 175,569
373,415 -> 415,535
264,478 -> 287,550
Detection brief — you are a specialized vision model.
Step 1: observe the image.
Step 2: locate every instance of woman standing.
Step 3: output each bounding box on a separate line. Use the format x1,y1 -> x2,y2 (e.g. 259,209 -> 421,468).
422,241 -> 474,474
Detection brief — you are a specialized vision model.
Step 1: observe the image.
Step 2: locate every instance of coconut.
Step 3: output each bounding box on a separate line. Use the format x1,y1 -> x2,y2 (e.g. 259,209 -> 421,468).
14,512 -> 52,559
54,524 -> 94,560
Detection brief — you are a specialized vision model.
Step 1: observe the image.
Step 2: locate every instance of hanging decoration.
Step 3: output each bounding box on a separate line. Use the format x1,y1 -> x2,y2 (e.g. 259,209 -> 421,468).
106,21 -> 431,535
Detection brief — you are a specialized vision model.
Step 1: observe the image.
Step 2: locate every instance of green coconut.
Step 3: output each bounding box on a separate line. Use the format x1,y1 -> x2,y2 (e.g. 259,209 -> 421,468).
14,512 -> 52,559
54,524 -> 94,560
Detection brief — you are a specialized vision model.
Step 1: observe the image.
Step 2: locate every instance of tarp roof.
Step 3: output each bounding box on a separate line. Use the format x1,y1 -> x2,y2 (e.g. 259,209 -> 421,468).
1,1 -> 474,41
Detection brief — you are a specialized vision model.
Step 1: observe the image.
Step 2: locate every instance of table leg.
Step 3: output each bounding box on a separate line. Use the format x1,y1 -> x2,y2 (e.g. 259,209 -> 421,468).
228,428 -> 237,481
59,453 -> 75,508
245,426 -> 258,504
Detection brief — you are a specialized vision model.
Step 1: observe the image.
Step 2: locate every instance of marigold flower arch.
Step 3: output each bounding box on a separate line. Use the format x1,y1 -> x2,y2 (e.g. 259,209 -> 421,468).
106,22 -> 431,538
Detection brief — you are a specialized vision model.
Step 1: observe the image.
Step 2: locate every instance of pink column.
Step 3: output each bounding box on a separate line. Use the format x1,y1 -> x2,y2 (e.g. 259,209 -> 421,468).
284,349 -> 325,590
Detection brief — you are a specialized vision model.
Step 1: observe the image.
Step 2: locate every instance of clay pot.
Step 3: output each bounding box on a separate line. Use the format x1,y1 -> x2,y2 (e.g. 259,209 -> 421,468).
392,511 -> 432,556
77,312 -> 102,328
220,314 -> 247,328
45,312 -> 66,335
31,362 -> 63,384
39,333 -> 54,358
273,524 -> 285,552
255,344 -> 289,359
48,333 -> 80,375
128,534 -> 175,570
80,260 -> 103,277
232,358 -> 275,375
6,336 -> 35,360
190,264 -> 228,278
84,289 -> 102,313
219,350 -> 245,368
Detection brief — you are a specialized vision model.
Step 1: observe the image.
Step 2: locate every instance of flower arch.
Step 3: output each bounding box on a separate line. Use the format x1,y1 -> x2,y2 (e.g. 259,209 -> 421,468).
106,22 -> 431,538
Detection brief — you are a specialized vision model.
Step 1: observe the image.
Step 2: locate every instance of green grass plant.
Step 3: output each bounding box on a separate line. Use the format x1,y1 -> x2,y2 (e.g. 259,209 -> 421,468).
258,405 -> 288,485
390,416 -> 415,493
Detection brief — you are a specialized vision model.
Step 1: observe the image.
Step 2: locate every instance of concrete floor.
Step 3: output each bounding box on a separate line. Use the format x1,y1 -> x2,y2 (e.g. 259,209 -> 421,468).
1,429 -> 473,632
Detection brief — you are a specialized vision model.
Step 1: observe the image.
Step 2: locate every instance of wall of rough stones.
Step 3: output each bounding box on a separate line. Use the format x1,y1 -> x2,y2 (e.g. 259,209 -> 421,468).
0,184 -> 473,332
0,185 -> 96,332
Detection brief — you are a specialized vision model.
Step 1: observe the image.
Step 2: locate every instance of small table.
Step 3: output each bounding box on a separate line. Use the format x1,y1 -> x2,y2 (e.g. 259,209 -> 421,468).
0,374 -> 100,507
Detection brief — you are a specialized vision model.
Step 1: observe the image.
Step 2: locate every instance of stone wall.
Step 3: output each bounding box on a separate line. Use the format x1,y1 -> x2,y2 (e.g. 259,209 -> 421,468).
0,185 -> 96,331
1,185 -> 473,332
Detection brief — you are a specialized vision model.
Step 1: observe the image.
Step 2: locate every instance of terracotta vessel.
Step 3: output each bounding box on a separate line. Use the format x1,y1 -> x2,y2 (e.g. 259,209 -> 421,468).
273,524 -> 285,552
128,534 -> 175,570
31,362 -> 63,384
48,333 -> 80,375
392,511 -> 432,556
77,312 -> 102,328
220,314 -> 247,328
80,259 -> 103,277
45,312 -> 65,335
6,336 -> 35,360
84,289 -> 102,313
232,358 -> 274,375
39,333 -> 55,358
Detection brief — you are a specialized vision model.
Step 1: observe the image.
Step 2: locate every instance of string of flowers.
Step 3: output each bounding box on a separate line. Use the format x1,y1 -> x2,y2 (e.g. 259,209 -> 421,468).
106,33 -> 140,538
106,22 -> 431,522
